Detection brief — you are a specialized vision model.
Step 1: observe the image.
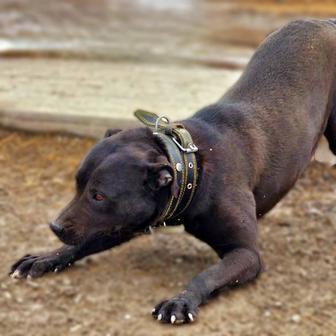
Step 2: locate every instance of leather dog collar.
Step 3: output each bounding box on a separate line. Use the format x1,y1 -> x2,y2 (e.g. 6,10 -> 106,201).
134,109 -> 199,225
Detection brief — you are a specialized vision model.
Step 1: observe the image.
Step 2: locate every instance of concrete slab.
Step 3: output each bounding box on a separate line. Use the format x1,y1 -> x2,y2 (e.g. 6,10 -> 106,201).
0,58 -> 241,137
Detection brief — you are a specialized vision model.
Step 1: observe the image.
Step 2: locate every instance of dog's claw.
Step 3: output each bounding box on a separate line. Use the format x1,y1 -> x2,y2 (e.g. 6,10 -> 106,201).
151,308 -> 156,314
27,274 -> 32,280
153,297 -> 197,324
9,249 -> 76,279
10,270 -> 21,279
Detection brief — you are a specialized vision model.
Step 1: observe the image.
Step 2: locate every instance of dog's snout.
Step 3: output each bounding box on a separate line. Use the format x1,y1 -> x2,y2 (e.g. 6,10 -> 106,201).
49,222 -> 65,236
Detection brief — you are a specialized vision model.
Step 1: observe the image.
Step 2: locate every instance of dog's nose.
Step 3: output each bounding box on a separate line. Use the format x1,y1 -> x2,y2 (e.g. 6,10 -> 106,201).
49,222 -> 65,236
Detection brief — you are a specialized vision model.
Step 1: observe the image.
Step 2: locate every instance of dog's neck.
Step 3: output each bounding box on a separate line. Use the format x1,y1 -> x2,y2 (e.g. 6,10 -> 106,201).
134,110 -> 200,228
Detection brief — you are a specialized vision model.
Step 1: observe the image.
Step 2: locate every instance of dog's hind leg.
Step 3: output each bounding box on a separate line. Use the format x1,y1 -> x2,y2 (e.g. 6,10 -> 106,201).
324,109 -> 336,155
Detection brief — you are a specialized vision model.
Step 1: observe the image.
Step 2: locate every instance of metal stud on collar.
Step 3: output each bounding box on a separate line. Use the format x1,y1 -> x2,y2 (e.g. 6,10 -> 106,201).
176,163 -> 183,172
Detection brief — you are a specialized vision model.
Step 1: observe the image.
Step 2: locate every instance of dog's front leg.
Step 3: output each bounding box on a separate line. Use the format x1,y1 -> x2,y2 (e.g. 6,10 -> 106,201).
9,234 -> 127,279
152,247 -> 261,324
153,193 -> 262,324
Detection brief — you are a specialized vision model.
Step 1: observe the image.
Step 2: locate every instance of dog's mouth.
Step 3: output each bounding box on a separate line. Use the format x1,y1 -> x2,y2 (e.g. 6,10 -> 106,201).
49,221 -> 139,247
49,222 -> 87,246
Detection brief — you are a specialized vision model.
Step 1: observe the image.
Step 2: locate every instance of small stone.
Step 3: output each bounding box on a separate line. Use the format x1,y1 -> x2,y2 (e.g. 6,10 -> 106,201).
124,314 -> 131,320
27,280 -> 39,288
74,294 -> 82,304
264,310 -> 271,317
3,291 -> 12,299
62,277 -> 71,286
70,324 -> 82,332
291,314 -> 301,323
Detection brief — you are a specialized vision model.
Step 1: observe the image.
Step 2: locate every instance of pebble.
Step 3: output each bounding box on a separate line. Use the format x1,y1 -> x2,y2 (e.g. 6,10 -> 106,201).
62,277 -> 71,286
3,291 -> 12,299
264,310 -> 272,317
74,294 -> 82,304
27,280 -> 39,288
70,324 -> 82,332
291,314 -> 301,323
124,314 -> 131,320
31,303 -> 43,311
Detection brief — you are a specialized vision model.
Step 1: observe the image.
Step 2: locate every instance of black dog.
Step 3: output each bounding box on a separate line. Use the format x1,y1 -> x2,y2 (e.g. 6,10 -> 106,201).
10,19 -> 336,324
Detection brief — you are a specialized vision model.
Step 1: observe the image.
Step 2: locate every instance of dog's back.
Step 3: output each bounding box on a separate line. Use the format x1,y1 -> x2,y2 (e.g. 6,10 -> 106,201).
192,19 -> 336,215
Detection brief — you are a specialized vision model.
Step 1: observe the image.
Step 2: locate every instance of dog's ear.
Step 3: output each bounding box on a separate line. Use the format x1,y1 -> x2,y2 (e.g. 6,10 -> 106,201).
156,168 -> 173,188
104,128 -> 122,138
147,163 -> 174,191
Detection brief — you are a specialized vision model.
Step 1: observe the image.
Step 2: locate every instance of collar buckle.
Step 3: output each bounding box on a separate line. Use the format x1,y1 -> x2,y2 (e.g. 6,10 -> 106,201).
172,137 -> 198,153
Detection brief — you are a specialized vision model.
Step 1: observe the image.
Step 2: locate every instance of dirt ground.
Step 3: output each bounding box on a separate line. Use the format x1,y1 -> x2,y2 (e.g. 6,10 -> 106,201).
0,129 -> 335,336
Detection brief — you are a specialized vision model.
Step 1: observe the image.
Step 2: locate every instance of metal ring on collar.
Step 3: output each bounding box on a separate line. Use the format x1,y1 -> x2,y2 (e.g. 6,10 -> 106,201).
155,116 -> 170,131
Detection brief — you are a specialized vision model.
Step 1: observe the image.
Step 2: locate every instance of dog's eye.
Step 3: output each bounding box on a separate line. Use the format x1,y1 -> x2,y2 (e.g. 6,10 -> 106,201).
93,193 -> 105,201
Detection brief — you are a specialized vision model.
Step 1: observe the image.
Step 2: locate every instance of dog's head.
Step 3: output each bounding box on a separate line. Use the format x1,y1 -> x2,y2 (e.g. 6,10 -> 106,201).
50,127 -> 174,245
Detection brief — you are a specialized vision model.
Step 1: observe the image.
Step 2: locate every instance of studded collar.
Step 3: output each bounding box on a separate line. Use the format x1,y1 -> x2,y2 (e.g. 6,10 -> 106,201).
134,109 -> 199,225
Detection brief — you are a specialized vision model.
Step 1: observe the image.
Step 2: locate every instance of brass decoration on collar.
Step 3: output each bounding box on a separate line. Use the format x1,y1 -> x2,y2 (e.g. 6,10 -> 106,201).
134,109 -> 199,225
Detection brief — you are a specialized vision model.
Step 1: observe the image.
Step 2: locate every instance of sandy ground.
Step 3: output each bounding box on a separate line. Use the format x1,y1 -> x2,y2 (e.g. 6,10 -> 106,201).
0,129 -> 335,336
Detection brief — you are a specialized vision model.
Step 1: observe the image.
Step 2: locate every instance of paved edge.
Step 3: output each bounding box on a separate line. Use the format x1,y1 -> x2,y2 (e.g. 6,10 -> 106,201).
1,108 -> 335,165
0,109 -> 141,138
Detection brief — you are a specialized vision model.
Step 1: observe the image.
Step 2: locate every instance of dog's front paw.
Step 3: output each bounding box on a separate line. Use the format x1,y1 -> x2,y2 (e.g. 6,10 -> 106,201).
9,251 -> 73,279
152,296 -> 198,324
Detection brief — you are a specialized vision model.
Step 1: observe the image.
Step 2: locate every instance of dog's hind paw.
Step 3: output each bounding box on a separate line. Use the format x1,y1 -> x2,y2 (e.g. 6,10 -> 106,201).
152,296 -> 198,325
